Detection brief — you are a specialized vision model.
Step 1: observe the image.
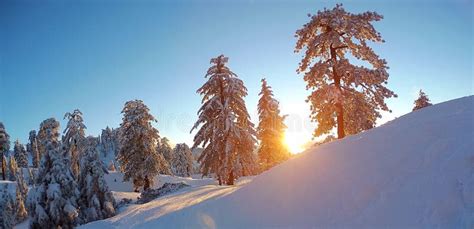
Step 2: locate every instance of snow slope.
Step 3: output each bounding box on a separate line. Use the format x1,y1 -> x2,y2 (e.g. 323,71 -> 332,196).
83,96 -> 474,228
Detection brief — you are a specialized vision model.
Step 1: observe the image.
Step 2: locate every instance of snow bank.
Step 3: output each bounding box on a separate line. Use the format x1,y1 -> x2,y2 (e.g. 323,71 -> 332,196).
83,96 -> 474,228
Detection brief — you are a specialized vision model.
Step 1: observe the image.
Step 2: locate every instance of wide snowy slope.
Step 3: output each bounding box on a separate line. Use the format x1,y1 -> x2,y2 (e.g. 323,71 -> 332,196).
85,96 -> 473,229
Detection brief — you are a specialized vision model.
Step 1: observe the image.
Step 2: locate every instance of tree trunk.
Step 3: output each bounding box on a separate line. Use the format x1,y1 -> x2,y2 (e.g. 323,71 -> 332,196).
330,45 -> 346,139
218,175 -> 222,186
1,154 -> 5,180
143,175 -> 150,191
226,170 -> 234,185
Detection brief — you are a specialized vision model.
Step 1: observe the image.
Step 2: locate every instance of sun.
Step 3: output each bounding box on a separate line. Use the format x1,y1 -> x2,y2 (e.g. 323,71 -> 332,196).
284,130 -> 309,154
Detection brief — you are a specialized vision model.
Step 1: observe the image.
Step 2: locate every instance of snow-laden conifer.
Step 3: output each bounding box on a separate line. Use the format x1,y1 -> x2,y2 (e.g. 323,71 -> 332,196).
63,109 -> 87,178
28,130 -> 41,168
99,127 -> 118,157
295,4 -> 397,139
158,137 -> 173,167
15,185 -> 28,223
171,143 -> 193,177
78,136 -> 115,223
413,90 -> 432,111
13,140 -> 28,168
117,100 -> 170,191
8,157 -> 17,181
191,55 -> 257,185
29,118 -> 80,229
257,78 -> 290,171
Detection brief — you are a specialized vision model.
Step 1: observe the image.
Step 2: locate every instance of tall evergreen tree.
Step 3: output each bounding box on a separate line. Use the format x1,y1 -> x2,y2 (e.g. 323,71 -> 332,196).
171,143 -> 194,177
158,137 -> 173,166
13,140 -> 28,168
0,122 -> 10,180
78,136 -> 115,223
413,90 -> 433,111
191,55 -> 257,185
15,182 -> 28,223
257,78 -> 290,171
99,127 -> 116,157
8,157 -> 17,181
29,118 -> 80,229
117,100 -> 169,191
63,109 -> 87,178
28,130 -> 41,168
295,4 -> 396,139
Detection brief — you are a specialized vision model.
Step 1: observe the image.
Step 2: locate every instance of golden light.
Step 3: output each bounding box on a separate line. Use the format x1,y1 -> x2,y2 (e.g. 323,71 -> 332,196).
284,130 -> 310,154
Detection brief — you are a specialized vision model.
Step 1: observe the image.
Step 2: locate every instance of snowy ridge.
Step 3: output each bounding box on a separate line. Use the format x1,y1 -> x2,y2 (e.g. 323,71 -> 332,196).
82,96 -> 473,228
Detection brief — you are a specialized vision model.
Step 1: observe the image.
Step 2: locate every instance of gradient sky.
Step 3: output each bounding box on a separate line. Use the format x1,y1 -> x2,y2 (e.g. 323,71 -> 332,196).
0,0 -> 472,150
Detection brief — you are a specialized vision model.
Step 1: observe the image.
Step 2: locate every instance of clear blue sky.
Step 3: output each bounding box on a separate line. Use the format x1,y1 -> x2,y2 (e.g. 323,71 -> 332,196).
0,0 -> 472,148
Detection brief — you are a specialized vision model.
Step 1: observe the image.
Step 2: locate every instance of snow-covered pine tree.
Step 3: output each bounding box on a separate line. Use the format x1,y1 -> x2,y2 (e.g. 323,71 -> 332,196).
63,109 -> 87,178
413,90 -> 433,111
78,136 -> 115,223
171,143 -> 193,177
14,184 -> 28,223
191,55 -> 257,185
158,137 -> 173,166
295,4 -> 397,139
111,128 -> 121,156
117,100 -> 169,191
8,157 -> 17,181
13,140 -> 28,168
16,169 -> 28,201
28,130 -> 41,168
0,122 -> 10,180
257,78 -> 290,171
29,118 -> 80,229
99,127 -> 115,157
0,185 -> 15,229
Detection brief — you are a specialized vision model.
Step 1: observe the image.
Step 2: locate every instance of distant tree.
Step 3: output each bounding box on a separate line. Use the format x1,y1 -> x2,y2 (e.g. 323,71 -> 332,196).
0,122 -> 10,180
63,109 -> 87,178
295,4 -> 396,139
99,127 -> 117,158
413,90 -> 432,111
14,182 -> 28,223
28,130 -> 41,168
171,143 -> 194,177
111,128 -> 121,156
78,136 -> 115,224
257,78 -> 291,171
8,157 -> 17,181
16,169 -> 28,201
158,137 -> 173,166
191,55 -> 257,185
13,140 -> 28,168
0,185 -> 15,229
117,100 -> 170,192
29,118 -> 80,229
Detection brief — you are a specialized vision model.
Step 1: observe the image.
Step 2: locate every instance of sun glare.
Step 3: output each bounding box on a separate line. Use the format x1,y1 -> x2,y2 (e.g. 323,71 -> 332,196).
284,131 -> 309,154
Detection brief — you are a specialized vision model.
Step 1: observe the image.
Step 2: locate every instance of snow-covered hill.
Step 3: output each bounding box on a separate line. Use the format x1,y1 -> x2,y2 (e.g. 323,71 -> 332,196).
83,96 -> 474,228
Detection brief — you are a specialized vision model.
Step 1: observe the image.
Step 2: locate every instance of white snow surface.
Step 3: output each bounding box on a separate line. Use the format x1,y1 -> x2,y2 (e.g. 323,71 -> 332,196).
81,96 -> 473,228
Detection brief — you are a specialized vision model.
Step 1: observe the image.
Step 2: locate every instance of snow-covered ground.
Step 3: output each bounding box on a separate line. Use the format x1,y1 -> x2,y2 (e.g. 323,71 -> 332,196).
105,172 -> 219,203
80,96 -> 473,228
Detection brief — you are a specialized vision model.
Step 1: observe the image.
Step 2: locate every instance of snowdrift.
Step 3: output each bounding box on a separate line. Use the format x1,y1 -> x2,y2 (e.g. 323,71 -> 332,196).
85,96 -> 474,228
